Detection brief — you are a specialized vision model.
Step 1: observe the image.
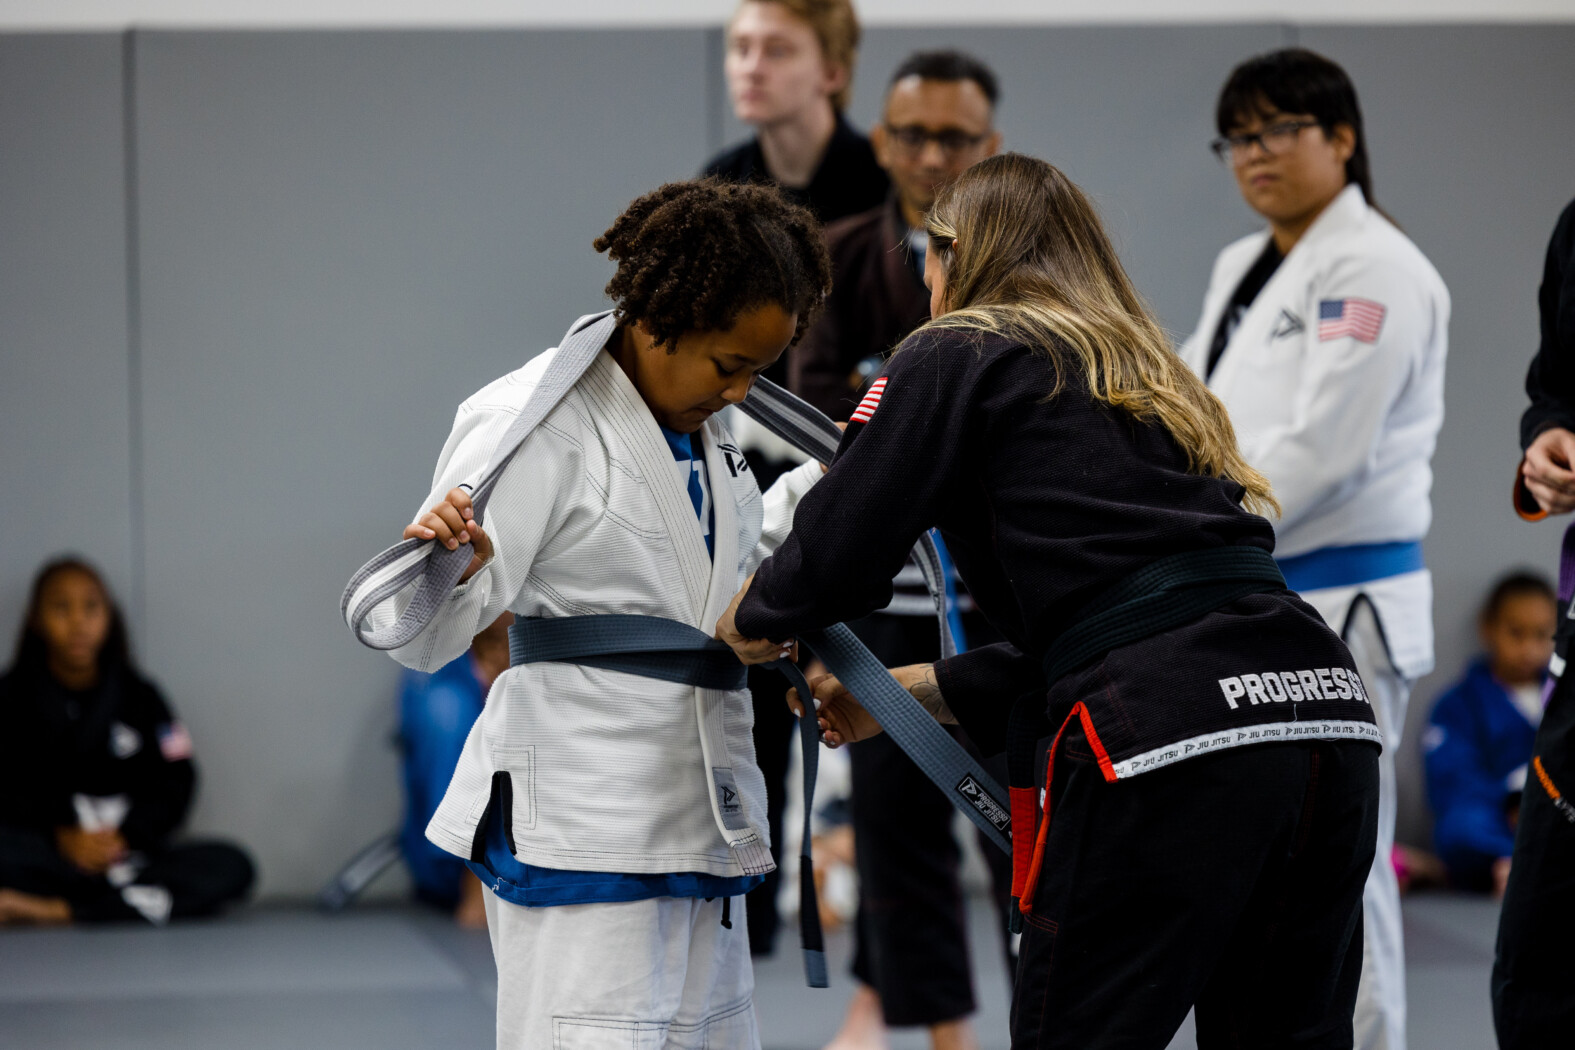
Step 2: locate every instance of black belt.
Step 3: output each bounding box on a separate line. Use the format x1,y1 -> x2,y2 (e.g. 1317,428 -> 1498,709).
1005,544 -> 1286,930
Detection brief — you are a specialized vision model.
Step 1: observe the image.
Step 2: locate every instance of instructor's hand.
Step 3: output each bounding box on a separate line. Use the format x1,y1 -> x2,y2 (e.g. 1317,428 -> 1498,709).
1523,427 -> 1575,515
788,672 -> 880,748
404,488 -> 494,583
716,575 -> 797,665
788,664 -> 938,748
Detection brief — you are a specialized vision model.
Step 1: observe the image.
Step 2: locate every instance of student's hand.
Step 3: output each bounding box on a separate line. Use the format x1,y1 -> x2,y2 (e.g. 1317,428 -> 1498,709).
404,488 -> 494,583
1493,856 -> 1513,898
716,575 -> 798,665
1523,428 -> 1575,515
56,826 -> 128,875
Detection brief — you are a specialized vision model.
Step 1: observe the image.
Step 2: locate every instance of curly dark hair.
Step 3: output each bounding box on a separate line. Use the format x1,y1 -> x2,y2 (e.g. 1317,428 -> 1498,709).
594,178 -> 832,352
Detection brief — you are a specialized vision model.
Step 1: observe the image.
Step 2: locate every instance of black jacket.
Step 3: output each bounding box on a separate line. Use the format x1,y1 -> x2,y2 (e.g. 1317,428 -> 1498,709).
1522,198 -> 1575,448
738,327 -> 1375,765
0,665 -> 196,850
702,113 -> 889,228
792,197 -> 929,421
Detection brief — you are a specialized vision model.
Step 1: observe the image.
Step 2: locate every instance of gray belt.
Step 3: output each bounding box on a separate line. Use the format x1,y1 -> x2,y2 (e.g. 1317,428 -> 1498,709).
343,311 -> 1012,987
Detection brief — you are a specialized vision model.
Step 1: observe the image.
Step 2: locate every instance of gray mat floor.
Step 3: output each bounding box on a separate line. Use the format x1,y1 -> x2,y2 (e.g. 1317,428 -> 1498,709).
0,893 -> 1500,1049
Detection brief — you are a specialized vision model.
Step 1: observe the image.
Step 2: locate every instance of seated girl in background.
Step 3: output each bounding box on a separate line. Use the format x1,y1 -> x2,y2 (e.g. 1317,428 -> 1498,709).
0,558 -> 254,925
1424,571 -> 1557,895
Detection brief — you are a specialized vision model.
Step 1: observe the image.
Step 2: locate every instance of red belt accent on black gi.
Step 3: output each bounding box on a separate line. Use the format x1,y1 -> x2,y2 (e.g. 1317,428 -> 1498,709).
1006,545 -> 1285,931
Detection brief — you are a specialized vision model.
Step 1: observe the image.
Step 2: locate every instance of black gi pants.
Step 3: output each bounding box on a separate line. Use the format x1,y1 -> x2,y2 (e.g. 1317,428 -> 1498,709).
847,613 -> 1015,1027
1012,728 -> 1377,1050
1492,670 -> 1575,1047
0,825 -> 254,923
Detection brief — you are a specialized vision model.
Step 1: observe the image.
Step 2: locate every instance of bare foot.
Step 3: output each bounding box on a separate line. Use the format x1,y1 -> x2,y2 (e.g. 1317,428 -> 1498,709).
0,889 -> 72,926
823,983 -> 889,1050
930,1016 -> 980,1050
453,872 -> 488,930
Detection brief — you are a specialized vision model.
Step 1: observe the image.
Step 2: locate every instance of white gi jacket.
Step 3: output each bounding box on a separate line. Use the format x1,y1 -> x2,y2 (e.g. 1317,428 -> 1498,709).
364,345 -> 818,877
1180,185 -> 1449,678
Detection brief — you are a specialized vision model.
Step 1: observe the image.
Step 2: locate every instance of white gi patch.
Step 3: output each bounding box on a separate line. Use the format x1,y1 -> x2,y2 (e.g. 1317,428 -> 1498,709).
110,721 -> 142,758
1217,667 -> 1367,710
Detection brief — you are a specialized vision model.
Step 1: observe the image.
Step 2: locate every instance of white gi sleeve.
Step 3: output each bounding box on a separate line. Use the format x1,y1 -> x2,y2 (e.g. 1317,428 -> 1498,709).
378,399 -> 572,672
1241,256 -> 1438,534
746,459 -> 822,574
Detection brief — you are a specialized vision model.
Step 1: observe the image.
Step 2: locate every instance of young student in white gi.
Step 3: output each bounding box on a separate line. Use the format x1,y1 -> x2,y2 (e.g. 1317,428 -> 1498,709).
1179,49 -> 1449,1050
361,180 -> 831,1050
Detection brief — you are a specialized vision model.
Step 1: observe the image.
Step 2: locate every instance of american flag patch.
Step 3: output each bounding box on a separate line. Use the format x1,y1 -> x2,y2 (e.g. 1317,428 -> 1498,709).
850,377 -> 888,424
157,721 -> 193,762
1318,298 -> 1386,343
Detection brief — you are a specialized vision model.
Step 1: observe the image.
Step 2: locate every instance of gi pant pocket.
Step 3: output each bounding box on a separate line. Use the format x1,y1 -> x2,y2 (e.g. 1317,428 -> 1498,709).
666,998 -> 759,1050
552,1016 -> 668,1050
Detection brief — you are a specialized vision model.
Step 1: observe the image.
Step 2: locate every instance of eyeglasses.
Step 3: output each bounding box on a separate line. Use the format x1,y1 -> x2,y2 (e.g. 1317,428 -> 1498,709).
884,123 -> 991,157
1209,120 -> 1320,164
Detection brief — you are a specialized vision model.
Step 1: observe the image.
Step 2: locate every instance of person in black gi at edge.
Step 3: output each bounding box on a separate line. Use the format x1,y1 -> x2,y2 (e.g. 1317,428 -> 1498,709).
1495,196 -> 1575,1049
718,154 -> 1383,1049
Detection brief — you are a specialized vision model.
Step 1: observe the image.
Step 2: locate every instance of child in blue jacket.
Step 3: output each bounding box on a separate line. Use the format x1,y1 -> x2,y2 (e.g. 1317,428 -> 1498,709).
1424,572 -> 1556,893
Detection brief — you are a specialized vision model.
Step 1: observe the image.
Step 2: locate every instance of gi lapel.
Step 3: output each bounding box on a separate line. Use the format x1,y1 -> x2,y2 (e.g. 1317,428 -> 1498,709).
583,351 -> 713,627
698,420 -> 742,628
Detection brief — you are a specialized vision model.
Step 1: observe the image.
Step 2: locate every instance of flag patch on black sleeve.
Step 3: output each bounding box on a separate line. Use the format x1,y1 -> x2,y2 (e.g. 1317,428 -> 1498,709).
850,377 -> 888,424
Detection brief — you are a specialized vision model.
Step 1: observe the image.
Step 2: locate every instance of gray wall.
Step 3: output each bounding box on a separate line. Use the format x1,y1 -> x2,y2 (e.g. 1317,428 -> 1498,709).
2,24 -> 1572,896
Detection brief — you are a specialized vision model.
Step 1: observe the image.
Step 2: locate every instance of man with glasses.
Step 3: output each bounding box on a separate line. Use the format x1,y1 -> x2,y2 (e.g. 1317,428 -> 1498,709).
1180,49 -> 1449,1050
793,50 -> 1000,418
791,50 -> 1004,1050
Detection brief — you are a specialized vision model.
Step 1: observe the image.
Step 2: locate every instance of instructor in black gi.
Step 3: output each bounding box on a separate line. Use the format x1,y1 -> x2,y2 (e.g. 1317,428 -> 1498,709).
1495,195 -> 1575,1049
719,153 -> 1383,1049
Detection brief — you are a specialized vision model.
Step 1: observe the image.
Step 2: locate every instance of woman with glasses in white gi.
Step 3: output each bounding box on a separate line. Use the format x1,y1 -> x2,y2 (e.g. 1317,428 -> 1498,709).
1179,48 -> 1449,1050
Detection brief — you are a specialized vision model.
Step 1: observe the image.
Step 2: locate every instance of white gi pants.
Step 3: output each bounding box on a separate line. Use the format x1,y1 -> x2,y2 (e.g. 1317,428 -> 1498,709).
481,890 -> 761,1050
1344,603 -> 1408,1050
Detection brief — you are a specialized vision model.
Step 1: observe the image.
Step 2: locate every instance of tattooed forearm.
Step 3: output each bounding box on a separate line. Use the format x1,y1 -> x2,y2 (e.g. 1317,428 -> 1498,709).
910,664 -> 957,725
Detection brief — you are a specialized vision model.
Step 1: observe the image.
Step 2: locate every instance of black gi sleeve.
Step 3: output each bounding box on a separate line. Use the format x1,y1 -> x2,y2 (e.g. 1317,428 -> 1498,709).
736,331 -> 982,640
932,641 -> 1047,757
1521,199 -> 1575,448
119,679 -> 196,850
0,674 -> 76,832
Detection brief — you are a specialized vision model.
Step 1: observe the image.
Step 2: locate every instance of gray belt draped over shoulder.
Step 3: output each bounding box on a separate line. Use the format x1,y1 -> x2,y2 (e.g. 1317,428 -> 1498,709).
341,311 -> 1012,988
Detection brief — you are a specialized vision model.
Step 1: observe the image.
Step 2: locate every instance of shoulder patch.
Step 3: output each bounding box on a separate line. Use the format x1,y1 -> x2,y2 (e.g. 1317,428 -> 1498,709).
157,721 -> 194,762
1318,298 -> 1386,343
850,377 -> 888,425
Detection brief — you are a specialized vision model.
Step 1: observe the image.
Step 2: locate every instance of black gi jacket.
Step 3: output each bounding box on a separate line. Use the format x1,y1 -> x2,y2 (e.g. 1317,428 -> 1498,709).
737,327 -> 1379,769
1521,198 -> 1575,448
0,665 -> 196,850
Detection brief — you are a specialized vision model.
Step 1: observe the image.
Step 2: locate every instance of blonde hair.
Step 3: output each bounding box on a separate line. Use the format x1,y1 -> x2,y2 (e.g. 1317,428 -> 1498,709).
921,153 -> 1278,518
740,0 -> 861,112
